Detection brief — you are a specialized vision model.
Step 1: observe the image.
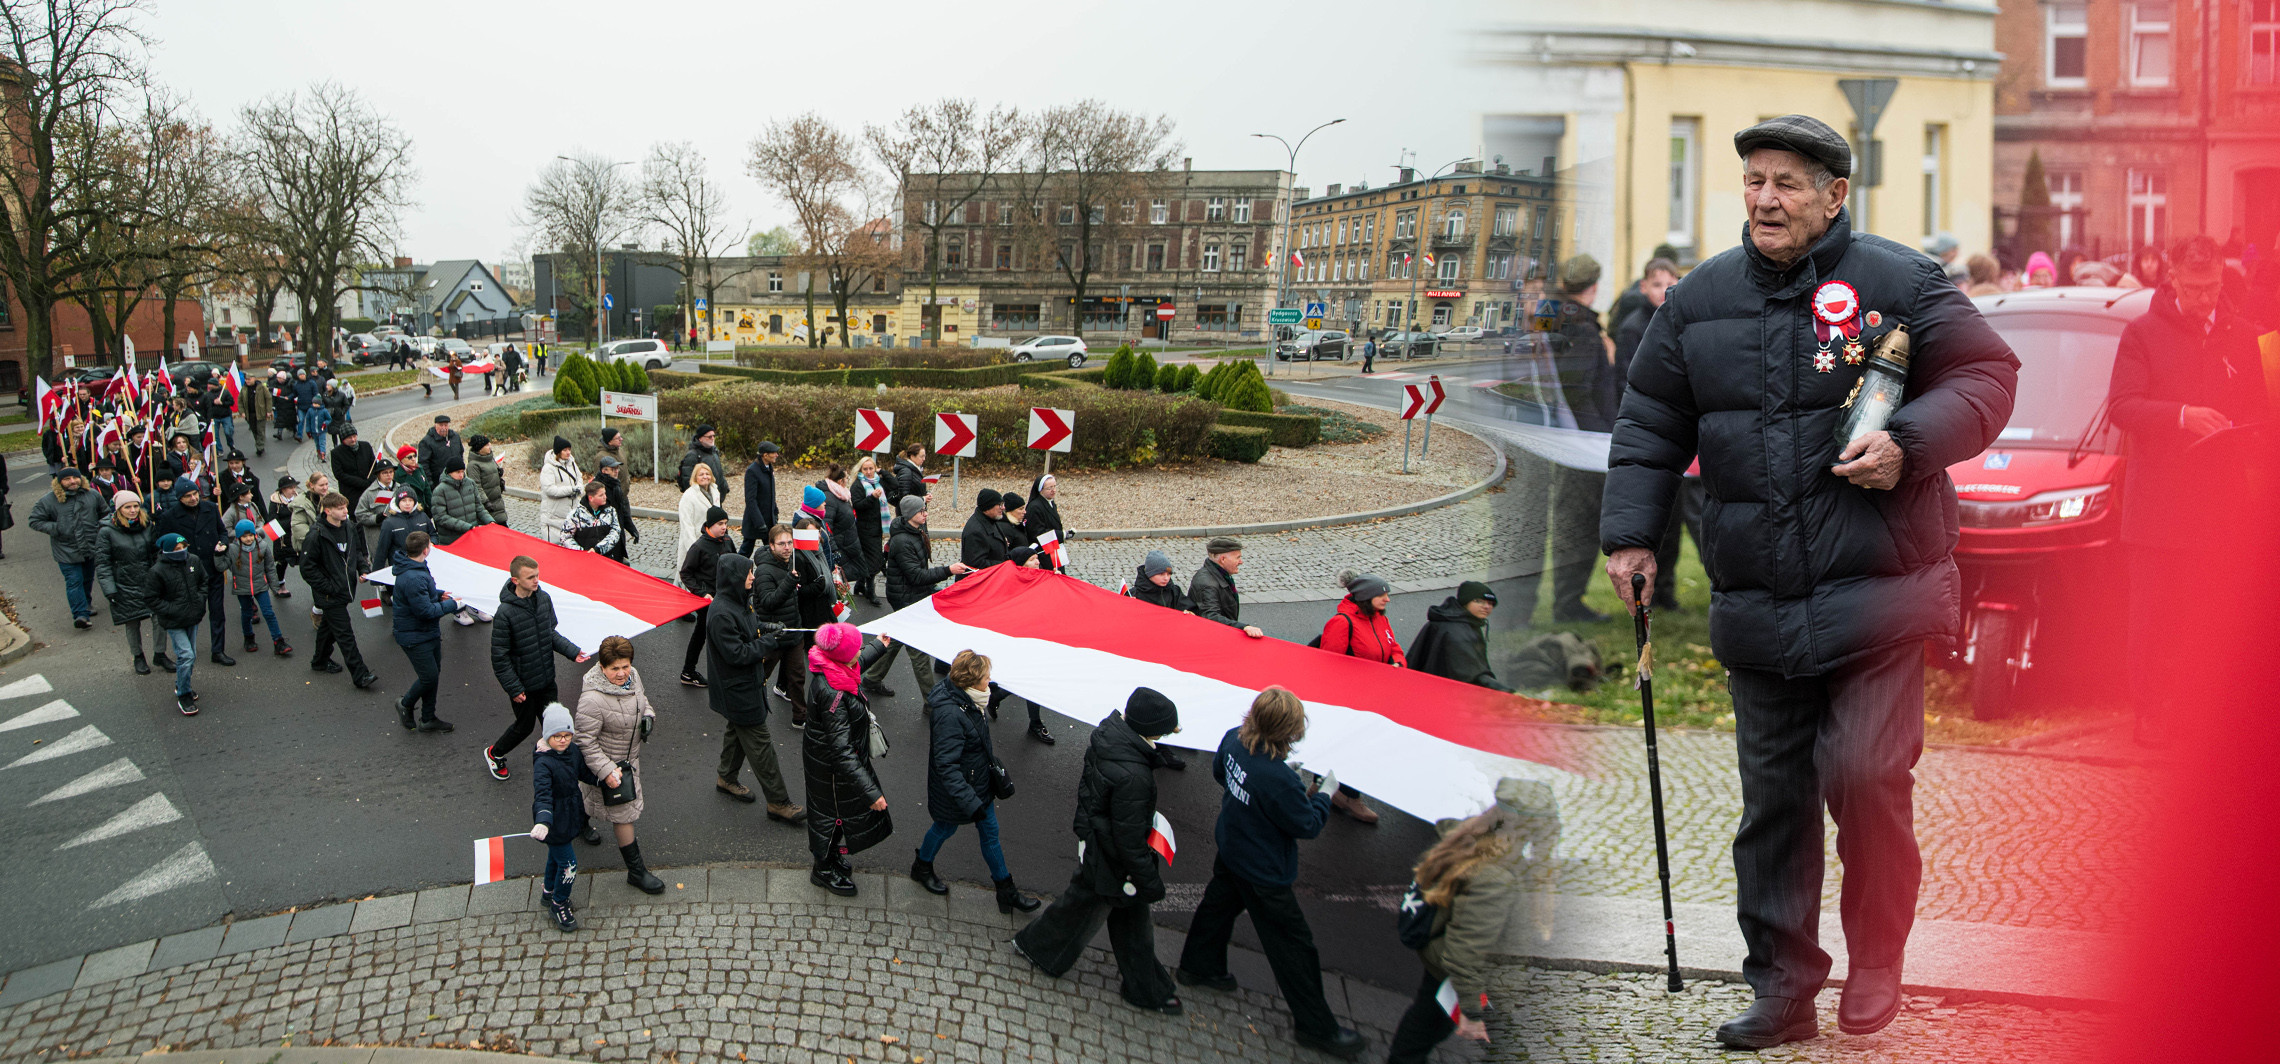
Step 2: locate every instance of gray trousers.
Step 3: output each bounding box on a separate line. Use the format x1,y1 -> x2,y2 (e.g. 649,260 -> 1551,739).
717,720 -> 793,806
861,630 -> 935,693
1726,640 -> 1923,1000
1505,453 -> 1604,621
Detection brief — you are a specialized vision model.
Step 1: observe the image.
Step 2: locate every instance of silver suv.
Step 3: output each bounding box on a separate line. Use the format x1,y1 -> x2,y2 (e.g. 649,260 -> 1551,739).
599,338 -> 672,371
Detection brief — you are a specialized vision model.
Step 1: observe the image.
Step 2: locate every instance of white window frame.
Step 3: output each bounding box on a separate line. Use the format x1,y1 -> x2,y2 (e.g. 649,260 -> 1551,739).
2129,2 -> 2173,87
2254,0 -> 2280,86
945,202 -> 966,224
1120,199 -> 1136,223
1667,117 -> 1700,255
1232,242 -> 1247,270
1203,243 -> 1221,272
767,271 -> 783,293
1364,216 -> 1375,242
2047,169 -> 2085,249
2128,169 -> 2168,250
1437,257 -> 1460,281
1206,196 -> 1224,220
998,201 -> 1012,226
1443,208 -> 1466,239
1231,199 -> 1251,223
2047,2 -> 2089,88
1493,205 -> 1518,237
1921,123 -> 1945,241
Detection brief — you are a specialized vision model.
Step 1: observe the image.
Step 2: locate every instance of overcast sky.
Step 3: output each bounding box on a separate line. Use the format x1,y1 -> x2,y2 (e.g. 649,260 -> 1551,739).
145,0 -> 1494,266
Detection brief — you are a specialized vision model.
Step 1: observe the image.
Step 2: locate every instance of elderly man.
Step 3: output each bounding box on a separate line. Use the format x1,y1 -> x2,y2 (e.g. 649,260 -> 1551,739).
1600,115 -> 2017,1049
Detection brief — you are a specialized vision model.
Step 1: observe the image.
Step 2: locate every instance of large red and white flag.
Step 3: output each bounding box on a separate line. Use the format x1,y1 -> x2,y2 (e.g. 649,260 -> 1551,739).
364,525 -> 707,653
429,360 -> 497,378
862,564 -> 1569,822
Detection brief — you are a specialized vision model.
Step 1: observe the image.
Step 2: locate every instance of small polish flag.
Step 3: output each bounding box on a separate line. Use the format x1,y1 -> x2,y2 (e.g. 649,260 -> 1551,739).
922,474 -> 941,485
1147,812 -> 1177,865
1117,579 -> 1130,596
261,519 -> 286,542
373,491 -> 395,508
1036,529 -> 1068,568
360,597 -> 385,618
474,835 -> 510,885
1436,979 -> 1462,1022
1290,249 -> 1306,268
793,527 -> 822,551
831,599 -> 850,621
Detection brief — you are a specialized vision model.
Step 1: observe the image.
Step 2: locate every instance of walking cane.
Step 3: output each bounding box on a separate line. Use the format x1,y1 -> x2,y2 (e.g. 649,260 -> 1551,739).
1632,572 -> 1683,991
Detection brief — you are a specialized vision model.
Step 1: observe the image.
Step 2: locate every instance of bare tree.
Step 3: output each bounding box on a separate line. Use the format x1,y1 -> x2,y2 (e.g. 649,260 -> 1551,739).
749,113 -> 893,349
0,0 -> 151,370
1009,101 -> 1179,338
523,151 -> 634,343
868,99 -> 1023,343
235,83 -> 414,358
636,141 -> 752,346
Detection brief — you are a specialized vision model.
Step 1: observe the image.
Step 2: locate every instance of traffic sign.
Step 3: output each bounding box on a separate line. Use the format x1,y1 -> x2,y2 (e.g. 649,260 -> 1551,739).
1027,407 -> 1074,452
1155,304 -> 1175,321
1425,376 -> 1446,414
695,298 -> 708,310
1304,317 -> 1324,330
854,408 -> 894,452
1399,384 -> 1426,420
602,293 -> 613,309
1305,301 -> 1326,318
934,412 -> 979,459
1268,308 -> 1303,326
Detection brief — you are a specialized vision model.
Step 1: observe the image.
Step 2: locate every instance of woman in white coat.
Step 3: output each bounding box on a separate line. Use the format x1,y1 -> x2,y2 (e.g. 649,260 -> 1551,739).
538,436 -> 582,545
677,461 -> 724,562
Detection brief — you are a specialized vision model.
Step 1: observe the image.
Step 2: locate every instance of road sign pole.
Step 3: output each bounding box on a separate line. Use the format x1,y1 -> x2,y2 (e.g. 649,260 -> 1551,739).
1403,418 -> 1412,474
952,408 -> 961,510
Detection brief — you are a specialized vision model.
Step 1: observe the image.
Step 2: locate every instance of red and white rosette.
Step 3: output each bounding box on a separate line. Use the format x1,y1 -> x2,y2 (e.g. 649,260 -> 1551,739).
1812,280 -> 1863,344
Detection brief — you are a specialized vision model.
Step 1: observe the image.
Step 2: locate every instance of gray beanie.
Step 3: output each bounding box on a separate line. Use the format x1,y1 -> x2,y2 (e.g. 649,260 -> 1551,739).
898,496 -> 927,519
540,703 -> 575,743
1142,550 -> 1172,577
1340,569 -> 1392,604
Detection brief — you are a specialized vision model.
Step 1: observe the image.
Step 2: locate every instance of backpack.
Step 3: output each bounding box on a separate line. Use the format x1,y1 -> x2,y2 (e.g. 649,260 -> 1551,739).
1395,879 -> 1442,950
1306,614 -> 1356,651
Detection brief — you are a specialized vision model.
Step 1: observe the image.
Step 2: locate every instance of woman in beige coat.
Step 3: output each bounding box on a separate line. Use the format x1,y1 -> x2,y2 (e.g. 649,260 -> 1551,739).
574,635 -> 664,894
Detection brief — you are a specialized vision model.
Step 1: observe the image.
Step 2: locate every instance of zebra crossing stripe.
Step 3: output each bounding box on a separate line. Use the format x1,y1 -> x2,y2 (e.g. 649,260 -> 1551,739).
87,841 -> 217,910
0,699 -> 78,732
0,675 -> 54,701
31,758 -> 145,805
2,725 -> 109,769
59,793 -> 182,850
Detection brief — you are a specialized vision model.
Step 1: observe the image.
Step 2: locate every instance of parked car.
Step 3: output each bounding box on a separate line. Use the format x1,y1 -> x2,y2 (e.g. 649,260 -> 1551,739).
1008,335 -> 1089,367
345,333 -> 386,365
1378,330 -> 1442,359
1273,329 -> 1350,362
597,337 -> 673,371
1436,325 -> 1488,344
407,336 -> 442,356
438,338 -> 476,361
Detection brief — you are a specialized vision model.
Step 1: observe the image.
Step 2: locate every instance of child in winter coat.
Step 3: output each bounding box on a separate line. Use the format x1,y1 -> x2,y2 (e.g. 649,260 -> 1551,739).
531,703 -> 602,932
226,519 -> 291,656
145,533 -> 208,715
267,476 -> 300,594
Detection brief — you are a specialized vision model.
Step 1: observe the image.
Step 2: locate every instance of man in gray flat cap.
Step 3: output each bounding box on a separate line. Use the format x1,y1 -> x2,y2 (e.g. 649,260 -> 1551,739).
1600,114 -> 2018,1049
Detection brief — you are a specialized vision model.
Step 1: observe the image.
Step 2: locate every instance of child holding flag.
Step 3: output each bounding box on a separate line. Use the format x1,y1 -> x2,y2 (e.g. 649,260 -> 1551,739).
1383,806 -> 1521,1062
226,519 -> 292,657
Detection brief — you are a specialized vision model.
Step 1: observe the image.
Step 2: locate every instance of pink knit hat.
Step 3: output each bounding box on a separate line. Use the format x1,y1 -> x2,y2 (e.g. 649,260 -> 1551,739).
813,622 -> 863,663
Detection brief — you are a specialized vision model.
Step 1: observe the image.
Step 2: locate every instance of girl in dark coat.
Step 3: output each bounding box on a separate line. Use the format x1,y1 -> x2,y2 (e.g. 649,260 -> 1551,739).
802,622 -> 892,897
819,466 -> 862,589
530,703 -> 602,932
909,651 -> 1040,914
95,492 -> 158,673
145,533 -> 208,714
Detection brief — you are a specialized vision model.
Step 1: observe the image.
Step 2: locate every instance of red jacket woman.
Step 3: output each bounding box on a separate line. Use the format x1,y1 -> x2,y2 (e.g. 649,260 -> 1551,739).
1320,571 -> 1405,667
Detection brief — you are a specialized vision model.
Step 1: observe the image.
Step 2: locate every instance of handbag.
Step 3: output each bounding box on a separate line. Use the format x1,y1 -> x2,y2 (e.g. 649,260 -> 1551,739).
988,758 -> 1015,800
867,717 -> 890,759
601,759 -> 637,806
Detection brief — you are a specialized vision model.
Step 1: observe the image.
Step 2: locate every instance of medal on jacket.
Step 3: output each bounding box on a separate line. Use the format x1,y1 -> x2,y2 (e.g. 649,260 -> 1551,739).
1811,281 -> 1862,373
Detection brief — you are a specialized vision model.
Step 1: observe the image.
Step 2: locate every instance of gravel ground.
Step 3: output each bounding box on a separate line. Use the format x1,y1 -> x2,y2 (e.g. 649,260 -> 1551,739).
491,397 -> 1495,530
384,392 -> 528,454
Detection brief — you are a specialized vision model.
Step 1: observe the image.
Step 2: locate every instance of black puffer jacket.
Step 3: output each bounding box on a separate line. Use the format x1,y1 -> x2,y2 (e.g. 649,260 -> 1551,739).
923,680 -> 996,824
1600,210 -> 2018,677
145,550 -> 208,631
804,641 -> 892,857
1071,711 -> 1166,905
794,547 -> 835,627
490,581 -> 581,699
95,517 -> 158,624
1127,569 -> 1192,612
680,530 -> 732,595
299,514 -> 366,608
1408,598 -> 1512,692
886,457 -> 928,511
751,551 -> 804,630
885,516 -> 950,609
706,554 -> 779,726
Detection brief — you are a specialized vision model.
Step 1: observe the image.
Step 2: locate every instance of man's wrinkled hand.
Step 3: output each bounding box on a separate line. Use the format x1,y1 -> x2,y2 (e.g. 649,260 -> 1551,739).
1607,547 -> 1657,615
1832,430 -> 1904,490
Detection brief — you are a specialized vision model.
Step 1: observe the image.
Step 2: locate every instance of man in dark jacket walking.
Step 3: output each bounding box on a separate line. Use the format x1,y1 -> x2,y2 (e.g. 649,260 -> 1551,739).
1188,537 -> 1263,639
739,442 -> 780,555
484,555 -> 589,781
1014,688 -> 1185,1014
300,492 -> 379,689
415,416 -> 463,481
146,533 -> 208,714
706,552 -> 804,823
1511,254 -> 1618,626
28,467 -> 108,628
678,505 -> 733,686
866,498 -> 972,695
1407,582 -> 1513,692
676,424 -> 730,506
388,531 -> 464,732
154,482 -> 234,666
1599,115 -> 2018,1049
330,425 -> 378,514
959,489 -> 1012,575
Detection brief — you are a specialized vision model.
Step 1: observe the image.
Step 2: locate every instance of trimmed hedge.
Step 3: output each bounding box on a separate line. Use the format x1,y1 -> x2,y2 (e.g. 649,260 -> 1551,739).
648,369 -> 709,391
1204,424 -> 1271,462
1216,409 -> 1322,448
662,382 -> 1220,468
697,361 -> 1056,390
733,348 -> 1009,370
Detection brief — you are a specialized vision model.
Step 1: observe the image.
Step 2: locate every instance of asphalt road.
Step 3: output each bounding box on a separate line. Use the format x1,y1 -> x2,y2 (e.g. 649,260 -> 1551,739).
0,372 -> 1549,999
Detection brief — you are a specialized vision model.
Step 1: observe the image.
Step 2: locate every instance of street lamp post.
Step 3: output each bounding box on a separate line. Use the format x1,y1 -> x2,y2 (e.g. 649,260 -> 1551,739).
556,155 -> 630,350
1251,119 -> 1344,378
1403,158 -> 1478,361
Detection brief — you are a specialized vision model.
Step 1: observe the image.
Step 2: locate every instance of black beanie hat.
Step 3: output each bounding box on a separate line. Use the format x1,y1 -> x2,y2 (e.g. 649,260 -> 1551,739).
1123,687 -> 1179,737
468,433 -> 490,452
976,488 -> 1003,512
1456,580 -> 1498,606
552,435 -> 572,455
600,427 -> 620,444
444,457 -> 466,474
703,505 -> 730,528
1001,491 -> 1025,511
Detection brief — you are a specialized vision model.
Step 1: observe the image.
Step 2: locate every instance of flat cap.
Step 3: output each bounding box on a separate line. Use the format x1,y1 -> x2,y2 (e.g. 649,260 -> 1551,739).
1734,114 -> 1852,179
1559,254 -> 1602,291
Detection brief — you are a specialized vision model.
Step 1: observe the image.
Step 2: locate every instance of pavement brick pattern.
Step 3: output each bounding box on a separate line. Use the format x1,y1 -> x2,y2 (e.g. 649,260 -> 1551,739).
1526,728 -> 2147,933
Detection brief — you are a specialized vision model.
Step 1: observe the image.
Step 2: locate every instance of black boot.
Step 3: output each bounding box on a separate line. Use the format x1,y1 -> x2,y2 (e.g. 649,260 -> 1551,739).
581,823 -> 602,845
210,650 -> 237,667
811,861 -> 857,897
133,654 -> 150,675
151,651 -> 175,670
909,855 -> 948,896
994,875 -> 1040,913
620,840 -> 664,895
1027,721 -> 1057,745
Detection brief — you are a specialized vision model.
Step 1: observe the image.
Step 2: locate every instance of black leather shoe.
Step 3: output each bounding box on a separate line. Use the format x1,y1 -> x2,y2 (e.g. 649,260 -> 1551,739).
210,651 -> 236,667
133,655 -> 150,675
395,699 -> 417,730
810,866 -> 857,897
1838,962 -> 1904,1035
1714,996 -> 1818,1050
417,717 -> 454,733
1294,1027 -> 1366,1059
152,652 -> 176,670
1124,994 -> 1183,1016
1175,968 -> 1238,993
1027,723 -> 1057,745
909,856 -> 948,896
580,824 -> 602,845
863,680 -> 896,698
352,672 -> 379,689
311,660 -> 342,674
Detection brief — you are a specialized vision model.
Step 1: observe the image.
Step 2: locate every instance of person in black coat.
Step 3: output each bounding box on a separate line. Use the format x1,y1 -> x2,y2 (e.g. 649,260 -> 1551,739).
145,532 -> 209,714
996,490 -> 1041,566
299,492 -> 377,689
1024,474 -> 1067,572
486,555 -> 589,782
959,489 -> 1012,575
529,702 -> 603,933
1189,538 -> 1263,639
908,651 -> 1041,914
388,531 -> 464,732
750,525 -> 813,725
154,481 -> 233,666
679,505 -> 734,686
886,443 -> 929,513
865,498 -> 973,695
790,512 -> 838,628
708,551 -> 804,822
739,442 -> 781,555
818,467 -> 863,590
1015,687 -> 1184,1014
1599,117 -> 2018,1050
801,622 -> 892,897
851,456 -> 887,604
1407,582 -> 1513,693
1126,550 -> 1192,612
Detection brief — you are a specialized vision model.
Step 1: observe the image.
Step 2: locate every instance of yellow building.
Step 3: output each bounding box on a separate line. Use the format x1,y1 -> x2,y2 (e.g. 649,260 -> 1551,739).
1475,0 -> 1998,300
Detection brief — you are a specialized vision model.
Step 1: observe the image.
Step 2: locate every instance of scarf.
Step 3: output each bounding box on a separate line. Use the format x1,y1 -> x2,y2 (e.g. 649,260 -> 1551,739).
823,477 -> 850,503
798,503 -> 825,525
808,643 -> 863,695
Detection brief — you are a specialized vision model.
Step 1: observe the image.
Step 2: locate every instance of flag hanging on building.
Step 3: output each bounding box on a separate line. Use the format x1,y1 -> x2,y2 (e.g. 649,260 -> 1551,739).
1290,249 -> 1306,268
1421,252 -> 1437,269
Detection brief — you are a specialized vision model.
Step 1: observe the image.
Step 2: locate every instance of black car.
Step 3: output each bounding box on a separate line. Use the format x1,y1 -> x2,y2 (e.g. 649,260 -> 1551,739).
1378,330 -> 1442,359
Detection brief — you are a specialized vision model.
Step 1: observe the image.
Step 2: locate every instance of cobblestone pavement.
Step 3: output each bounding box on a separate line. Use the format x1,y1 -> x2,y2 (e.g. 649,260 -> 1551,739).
0,888 -> 2106,1064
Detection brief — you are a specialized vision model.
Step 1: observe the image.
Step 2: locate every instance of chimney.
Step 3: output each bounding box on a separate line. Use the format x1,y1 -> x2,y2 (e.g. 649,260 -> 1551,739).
1293,187 -> 1310,201
393,256 -> 412,268
1325,183 -> 1342,197
1493,162 -> 1510,175
1182,157 -> 1192,172
1398,166 -> 1415,184
1455,160 -> 1481,174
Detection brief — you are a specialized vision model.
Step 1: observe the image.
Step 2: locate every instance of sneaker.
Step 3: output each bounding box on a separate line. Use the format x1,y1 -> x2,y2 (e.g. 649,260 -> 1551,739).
483,747 -> 509,780
177,694 -> 198,716
245,638 -> 260,653
453,612 -> 474,627
681,672 -> 708,688
273,640 -> 293,657
417,717 -> 454,733
73,617 -> 92,629
551,903 -> 578,933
